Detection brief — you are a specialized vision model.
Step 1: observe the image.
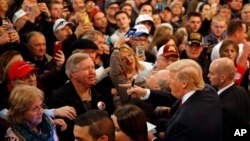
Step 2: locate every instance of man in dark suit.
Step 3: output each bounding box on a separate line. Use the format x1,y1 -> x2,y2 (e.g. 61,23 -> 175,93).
208,57 -> 250,141
127,59 -> 222,141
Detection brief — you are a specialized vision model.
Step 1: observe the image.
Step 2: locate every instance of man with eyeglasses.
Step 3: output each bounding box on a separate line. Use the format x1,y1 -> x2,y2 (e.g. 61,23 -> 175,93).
7,61 -> 38,91
181,32 -> 210,83
130,24 -> 156,63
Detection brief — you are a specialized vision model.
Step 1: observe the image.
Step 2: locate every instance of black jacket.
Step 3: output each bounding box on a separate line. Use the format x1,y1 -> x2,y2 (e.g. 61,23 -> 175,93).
157,84 -> 222,141
47,81 -> 107,141
220,84 -> 250,141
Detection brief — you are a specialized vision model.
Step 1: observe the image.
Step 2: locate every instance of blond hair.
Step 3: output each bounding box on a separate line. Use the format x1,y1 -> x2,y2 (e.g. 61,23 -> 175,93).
119,45 -> 145,72
167,59 -> 205,90
8,85 -> 44,124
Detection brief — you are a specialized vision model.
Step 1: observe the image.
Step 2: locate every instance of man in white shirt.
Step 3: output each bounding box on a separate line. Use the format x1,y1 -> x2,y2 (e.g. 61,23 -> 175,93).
110,11 -> 131,44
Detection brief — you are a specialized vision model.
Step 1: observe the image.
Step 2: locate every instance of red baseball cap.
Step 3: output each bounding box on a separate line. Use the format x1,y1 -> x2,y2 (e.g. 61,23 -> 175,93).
8,61 -> 37,81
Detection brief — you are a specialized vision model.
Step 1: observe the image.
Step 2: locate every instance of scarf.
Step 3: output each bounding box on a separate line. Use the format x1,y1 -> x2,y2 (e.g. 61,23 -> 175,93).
11,114 -> 55,141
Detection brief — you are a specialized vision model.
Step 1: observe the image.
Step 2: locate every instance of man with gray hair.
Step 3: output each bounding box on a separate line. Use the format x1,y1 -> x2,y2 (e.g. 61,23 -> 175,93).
48,53 -> 108,141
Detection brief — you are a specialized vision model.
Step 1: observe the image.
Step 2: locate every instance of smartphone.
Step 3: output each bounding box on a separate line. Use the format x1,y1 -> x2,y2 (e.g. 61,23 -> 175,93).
125,28 -> 136,38
136,46 -> 145,57
2,19 -> 9,26
53,41 -> 62,57
83,12 -> 90,24
7,24 -> 15,31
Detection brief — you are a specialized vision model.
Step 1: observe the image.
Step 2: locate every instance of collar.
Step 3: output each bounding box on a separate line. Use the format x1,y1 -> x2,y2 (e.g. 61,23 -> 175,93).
217,82 -> 234,95
181,90 -> 196,104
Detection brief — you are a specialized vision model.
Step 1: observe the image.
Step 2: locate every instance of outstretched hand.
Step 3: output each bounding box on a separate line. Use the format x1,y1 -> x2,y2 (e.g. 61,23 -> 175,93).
119,83 -> 147,98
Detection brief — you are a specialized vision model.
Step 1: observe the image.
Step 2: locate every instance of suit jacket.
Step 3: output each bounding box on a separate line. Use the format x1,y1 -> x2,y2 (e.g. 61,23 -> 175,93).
219,84 -> 250,141
47,81 -> 106,141
163,84 -> 222,141
145,90 -> 177,107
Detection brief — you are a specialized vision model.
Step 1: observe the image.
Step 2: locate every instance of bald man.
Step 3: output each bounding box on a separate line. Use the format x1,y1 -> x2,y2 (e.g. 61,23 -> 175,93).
208,57 -> 250,140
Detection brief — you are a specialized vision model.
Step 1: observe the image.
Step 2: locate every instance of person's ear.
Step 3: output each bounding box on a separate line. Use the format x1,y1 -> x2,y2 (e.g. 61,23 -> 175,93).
97,135 -> 109,141
70,70 -> 77,78
220,74 -> 226,83
182,81 -> 188,89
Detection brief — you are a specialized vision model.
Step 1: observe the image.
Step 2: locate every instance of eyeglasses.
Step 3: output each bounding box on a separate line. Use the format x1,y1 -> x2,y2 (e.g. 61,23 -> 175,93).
29,103 -> 46,113
133,38 -> 149,43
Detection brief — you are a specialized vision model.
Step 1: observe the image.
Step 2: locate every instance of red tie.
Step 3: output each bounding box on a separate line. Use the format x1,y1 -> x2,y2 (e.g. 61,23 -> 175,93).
179,100 -> 183,107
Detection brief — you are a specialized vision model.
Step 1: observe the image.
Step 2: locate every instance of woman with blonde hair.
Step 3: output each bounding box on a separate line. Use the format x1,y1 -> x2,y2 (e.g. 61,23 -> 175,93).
110,44 -> 153,103
119,45 -> 145,80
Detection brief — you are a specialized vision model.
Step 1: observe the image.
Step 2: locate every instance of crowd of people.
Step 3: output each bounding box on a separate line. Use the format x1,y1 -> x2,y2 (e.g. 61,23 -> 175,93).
0,0 -> 250,140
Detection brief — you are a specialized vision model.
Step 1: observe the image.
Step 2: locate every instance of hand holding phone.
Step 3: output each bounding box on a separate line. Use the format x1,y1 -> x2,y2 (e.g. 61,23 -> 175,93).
53,41 -> 62,57
7,24 -> 15,32
136,46 -> 145,56
136,46 -> 146,61
82,12 -> 90,24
